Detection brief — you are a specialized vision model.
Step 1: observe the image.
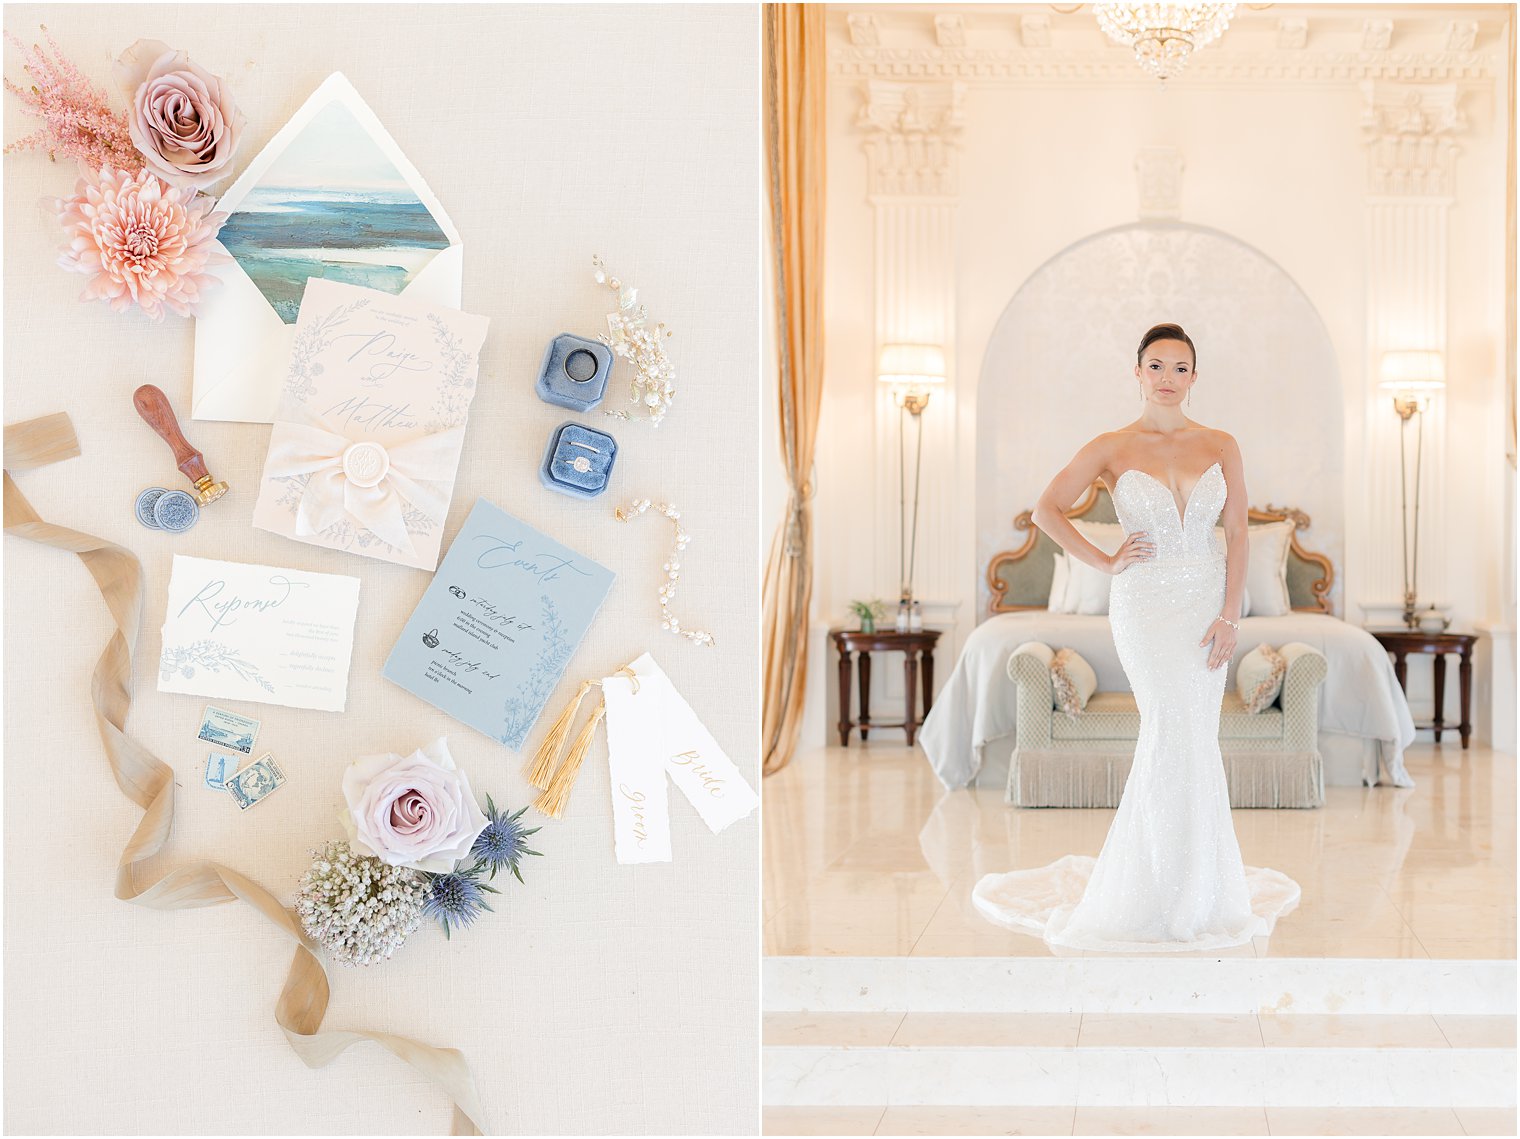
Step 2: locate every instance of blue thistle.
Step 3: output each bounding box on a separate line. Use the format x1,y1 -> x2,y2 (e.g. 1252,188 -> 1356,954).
422,866 -> 497,939
470,795 -> 542,883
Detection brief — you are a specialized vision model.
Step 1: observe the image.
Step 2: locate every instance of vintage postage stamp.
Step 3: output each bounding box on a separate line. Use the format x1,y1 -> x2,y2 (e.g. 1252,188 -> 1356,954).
225,753 -> 286,810
196,705 -> 260,754
203,751 -> 239,791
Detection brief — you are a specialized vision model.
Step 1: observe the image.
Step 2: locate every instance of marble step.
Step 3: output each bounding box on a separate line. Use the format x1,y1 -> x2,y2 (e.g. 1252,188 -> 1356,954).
762,1104 -> 1518,1136
762,1013 -> 1517,1109
765,955 -> 1516,1015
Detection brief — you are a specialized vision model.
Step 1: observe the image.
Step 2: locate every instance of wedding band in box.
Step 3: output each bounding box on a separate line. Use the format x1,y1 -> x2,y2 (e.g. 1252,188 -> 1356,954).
540,421 -> 618,499
536,332 -> 613,412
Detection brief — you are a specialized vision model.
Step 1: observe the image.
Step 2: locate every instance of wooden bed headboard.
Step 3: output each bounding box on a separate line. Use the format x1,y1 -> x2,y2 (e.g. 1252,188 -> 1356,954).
985,480 -> 1335,616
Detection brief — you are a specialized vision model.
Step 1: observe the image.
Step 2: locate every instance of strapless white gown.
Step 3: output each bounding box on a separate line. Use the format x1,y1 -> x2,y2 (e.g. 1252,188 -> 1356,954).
972,461 -> 1301,952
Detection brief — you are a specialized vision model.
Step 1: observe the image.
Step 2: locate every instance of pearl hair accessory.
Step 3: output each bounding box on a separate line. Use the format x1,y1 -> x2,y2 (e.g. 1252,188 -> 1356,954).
613,497 -> 715,647
592,254 -> 676,427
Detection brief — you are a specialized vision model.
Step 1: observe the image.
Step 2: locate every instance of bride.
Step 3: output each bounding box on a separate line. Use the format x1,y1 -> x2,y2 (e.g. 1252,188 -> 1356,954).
972,322 -> 1301,952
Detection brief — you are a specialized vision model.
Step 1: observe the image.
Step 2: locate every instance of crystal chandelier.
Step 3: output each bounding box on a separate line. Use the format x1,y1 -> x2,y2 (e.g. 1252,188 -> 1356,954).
1093,3 -> 1237,82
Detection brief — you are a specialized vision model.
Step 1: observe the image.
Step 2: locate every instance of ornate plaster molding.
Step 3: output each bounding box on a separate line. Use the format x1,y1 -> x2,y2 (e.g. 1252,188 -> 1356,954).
1360,80 -> 1467,197
1135,146 -> 1185,220
855,79 -> 968,198
828,47 -> 1496,84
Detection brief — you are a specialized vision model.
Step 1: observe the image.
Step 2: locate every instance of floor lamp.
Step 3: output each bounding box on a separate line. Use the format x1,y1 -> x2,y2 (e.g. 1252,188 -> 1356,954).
1378,349 -> 1447,630
878,343 -> 946,615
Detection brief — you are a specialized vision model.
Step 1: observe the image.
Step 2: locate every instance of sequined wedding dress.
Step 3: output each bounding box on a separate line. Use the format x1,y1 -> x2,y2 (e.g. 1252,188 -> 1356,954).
972,461 -> 1301,952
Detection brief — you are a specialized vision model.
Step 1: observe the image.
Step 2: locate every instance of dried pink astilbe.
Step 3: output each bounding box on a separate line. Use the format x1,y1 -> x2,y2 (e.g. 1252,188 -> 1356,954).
4,26 -> 141,172
55,165 -> 229,320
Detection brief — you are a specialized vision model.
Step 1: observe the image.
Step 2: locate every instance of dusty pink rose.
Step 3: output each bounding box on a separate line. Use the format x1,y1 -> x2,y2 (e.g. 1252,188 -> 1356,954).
55,165 -> 229,320
114,38 -> 243,189
340,738 -> 489,872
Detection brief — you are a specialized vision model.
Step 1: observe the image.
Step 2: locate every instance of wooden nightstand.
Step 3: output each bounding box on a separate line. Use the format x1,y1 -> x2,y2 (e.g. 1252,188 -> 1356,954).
1369,628 -> 1477,749
830,627 -> 942,747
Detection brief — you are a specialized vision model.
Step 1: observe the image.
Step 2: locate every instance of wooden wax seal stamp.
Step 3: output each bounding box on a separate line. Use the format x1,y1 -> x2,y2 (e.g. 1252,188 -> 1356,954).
131,384 -> 229,505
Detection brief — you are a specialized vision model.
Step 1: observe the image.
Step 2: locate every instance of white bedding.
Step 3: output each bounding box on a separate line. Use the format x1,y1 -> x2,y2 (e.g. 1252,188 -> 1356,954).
918,611 -> 1416,791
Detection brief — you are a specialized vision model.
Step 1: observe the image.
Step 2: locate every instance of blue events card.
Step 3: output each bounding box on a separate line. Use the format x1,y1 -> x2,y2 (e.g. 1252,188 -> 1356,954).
382,499 -> 616,750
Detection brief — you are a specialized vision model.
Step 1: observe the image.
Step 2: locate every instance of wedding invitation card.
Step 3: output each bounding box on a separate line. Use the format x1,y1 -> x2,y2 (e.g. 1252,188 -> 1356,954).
251,277 -> 490,571
158,555 -> 362,712
382,499 -> 616,750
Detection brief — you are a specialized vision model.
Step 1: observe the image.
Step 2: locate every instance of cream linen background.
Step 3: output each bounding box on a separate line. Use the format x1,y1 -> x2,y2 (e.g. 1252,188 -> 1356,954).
3,5 -> 758,1134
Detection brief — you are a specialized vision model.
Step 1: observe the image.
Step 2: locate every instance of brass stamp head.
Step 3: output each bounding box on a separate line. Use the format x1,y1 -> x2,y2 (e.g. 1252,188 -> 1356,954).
194,476 -> 229,505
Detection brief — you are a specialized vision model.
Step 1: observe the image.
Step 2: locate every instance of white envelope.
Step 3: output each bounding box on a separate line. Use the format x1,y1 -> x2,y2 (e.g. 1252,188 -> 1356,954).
192,72 -> 462,423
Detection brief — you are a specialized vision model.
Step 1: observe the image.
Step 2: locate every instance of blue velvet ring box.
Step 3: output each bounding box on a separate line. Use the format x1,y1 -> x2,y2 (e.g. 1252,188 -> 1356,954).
539,421 -> 618,499
536,333 -> 613,412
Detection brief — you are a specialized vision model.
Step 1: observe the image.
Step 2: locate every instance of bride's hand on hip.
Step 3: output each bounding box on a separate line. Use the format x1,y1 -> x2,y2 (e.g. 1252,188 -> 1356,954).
1200,619 -> 1237,669
1105,531 -> 1155,574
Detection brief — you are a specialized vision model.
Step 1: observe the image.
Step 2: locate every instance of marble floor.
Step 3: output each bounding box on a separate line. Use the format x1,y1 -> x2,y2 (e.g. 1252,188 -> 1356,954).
763,741 -> 1517,960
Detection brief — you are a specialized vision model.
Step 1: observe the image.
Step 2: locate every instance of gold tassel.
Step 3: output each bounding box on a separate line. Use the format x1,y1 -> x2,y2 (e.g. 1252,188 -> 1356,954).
525,678 -> 594,790
532,697 -> 606,819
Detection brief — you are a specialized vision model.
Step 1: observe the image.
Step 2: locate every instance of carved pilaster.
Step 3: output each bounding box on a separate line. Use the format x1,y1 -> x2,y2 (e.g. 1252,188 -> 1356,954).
1360,81 -> 1467,617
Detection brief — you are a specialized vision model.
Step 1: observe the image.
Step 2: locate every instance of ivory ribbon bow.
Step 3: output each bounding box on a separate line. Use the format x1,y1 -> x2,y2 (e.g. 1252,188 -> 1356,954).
265,409 -> 464,555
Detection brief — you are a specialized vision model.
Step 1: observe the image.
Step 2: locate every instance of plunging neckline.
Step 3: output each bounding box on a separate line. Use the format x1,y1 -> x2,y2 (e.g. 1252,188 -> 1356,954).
1114,460 -> 1223,530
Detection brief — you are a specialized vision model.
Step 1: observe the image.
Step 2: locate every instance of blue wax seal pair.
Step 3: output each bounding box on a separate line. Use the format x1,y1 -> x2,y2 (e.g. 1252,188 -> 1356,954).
135,487 -> 199,532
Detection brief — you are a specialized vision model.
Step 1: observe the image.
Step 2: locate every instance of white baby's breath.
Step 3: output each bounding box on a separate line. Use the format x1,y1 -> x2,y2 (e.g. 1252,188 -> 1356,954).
294,840 -> 427,967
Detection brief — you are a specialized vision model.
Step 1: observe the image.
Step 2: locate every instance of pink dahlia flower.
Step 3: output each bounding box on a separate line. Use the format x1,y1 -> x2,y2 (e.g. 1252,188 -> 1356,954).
55,164 -> 229,320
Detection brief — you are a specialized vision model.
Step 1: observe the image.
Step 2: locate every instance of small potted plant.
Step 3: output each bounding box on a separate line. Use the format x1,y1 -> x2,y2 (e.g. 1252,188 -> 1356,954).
847,599 -> 885,634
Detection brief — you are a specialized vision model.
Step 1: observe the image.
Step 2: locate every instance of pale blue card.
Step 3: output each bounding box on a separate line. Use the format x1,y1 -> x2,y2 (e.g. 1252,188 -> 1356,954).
382,499 -> 616,750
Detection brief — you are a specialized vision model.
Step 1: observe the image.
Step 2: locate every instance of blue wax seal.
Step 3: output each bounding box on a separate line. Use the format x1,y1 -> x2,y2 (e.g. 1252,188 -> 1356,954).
135,487 -> 167,529
152,489 -> 199,532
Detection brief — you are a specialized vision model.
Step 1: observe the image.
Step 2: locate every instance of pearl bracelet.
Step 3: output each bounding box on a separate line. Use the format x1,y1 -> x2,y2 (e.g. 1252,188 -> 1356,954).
1217,616 -> 1240,631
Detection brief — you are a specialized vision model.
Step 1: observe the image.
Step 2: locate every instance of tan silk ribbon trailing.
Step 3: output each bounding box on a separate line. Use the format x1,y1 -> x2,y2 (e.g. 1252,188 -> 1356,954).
4,412 -> 488,1135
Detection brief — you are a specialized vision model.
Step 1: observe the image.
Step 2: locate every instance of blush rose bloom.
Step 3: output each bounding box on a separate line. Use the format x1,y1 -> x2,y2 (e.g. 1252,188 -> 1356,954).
339,738 -> 489,872
114,39 -> 244,190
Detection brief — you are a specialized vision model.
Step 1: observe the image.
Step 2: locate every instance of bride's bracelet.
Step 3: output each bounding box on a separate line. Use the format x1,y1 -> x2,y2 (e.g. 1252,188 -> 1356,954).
1216,616 -> 1240,631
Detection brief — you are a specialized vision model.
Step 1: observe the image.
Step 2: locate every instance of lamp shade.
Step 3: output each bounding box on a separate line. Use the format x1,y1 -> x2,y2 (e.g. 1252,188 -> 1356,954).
1378,350 -> 1447,393
878,343 -> 946,386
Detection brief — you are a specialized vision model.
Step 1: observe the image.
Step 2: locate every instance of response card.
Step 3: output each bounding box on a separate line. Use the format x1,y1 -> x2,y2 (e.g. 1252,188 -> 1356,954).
158,555 -> 362,712
382,499 -> 616,750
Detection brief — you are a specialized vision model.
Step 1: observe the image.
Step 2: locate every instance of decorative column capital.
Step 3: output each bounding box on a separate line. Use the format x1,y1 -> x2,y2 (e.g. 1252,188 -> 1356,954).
1359,80 -> 1467,197
855,79 -> 967,199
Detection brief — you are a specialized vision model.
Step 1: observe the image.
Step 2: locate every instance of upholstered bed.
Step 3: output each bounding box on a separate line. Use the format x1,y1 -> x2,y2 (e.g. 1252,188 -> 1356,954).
919,480 -> 1417,791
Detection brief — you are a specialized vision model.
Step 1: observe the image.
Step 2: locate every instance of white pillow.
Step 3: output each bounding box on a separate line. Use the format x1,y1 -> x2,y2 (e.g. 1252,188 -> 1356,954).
1051,647 -> 1098,716
1237,643 -> 1287,713
1067,521 -> 1129,615
1245,520 -> 1295,617
1047,552 -> 1069,611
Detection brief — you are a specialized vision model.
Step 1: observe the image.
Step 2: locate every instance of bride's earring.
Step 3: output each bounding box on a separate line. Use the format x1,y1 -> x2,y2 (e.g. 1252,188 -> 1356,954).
1187,386 -> 1192,406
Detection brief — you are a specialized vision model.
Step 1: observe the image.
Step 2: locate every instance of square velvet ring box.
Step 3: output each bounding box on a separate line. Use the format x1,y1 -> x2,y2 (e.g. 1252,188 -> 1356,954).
540,421 -> 618,498
536,333 -> 613,412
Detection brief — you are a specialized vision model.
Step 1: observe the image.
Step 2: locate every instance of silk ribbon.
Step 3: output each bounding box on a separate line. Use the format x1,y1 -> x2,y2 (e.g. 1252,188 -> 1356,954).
264,405 -> 463,555
4,412 -> 488,1134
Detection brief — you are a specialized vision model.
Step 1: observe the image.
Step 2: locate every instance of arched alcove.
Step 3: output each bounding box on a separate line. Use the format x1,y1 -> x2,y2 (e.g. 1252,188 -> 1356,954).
974,220 -> 1344,618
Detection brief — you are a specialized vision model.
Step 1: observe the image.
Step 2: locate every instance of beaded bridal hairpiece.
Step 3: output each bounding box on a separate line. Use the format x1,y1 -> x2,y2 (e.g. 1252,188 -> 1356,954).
592,254 -> 676,426
614,497 -> 715,648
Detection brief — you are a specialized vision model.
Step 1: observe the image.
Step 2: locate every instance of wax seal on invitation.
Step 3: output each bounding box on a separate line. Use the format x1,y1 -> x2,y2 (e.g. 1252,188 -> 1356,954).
342,441 -> 390,488
135,487 -> 167,529
152,489 -> 200,532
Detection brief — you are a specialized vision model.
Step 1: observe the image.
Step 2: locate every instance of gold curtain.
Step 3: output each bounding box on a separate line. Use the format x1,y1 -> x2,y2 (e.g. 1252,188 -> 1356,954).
1507,8 -> 1516,469
761,3 -> 827,777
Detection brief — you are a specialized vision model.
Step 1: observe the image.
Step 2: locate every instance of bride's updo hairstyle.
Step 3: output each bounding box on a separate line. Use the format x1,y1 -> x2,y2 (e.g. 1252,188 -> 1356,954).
1136,322 -> 1196,369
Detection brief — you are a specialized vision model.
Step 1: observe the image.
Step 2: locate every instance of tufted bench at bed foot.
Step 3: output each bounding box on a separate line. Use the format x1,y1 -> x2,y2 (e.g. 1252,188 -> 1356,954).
1004,641 -> 1328,809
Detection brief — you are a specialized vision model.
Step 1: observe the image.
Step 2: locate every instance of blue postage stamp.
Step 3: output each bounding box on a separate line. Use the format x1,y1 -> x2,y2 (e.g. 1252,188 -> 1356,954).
225,753 -> 286,810
203,751 -> 238,791
197,705 -> 260,754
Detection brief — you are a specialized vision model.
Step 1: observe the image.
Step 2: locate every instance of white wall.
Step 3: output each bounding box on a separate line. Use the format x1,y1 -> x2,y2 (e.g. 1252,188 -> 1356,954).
804,3 -> 1515,747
